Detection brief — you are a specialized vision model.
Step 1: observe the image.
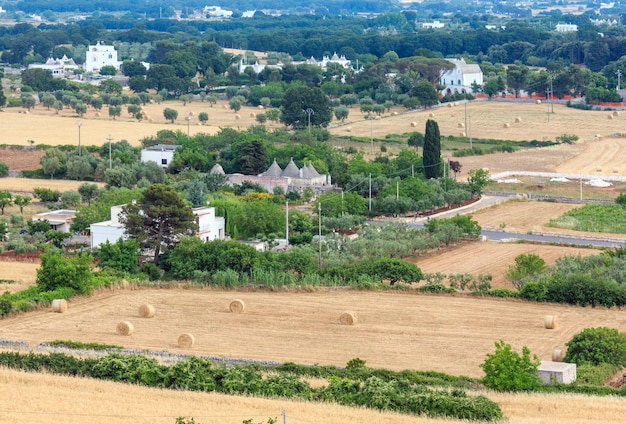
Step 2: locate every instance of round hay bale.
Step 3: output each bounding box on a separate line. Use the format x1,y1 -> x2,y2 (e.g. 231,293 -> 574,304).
223,105 -> 228,109
178,333 -> 196,348
460,132 -> 466,137
229,299 -> 245,313
458,122 -> 465,128
544,315 -> 558,330
51,299 -> 68,313
613,167 -> 619,173
138,303 -> 156,318
515,117 -> 522,123
410,122 -> 417,127
258,105 -> 264,109
447,103 -> 453,108
552,349 -> 563,362
608,114 -> 614,120
392,111 -> 398,116
613,111 -> 620,116
116,321 -> 134,336
596,166 -> 602,172
454,102 -> 459,106
374,115 -> 381,120
94,112 -> 101,118
346,127 -> 352,132
249,112 -> 256,118
536,99 -> 542,104
235,114 -> 241,119
339,311 -> 357,325
503,123 -> 510,128
429,112 -> 435,118
451,112 -> 456,117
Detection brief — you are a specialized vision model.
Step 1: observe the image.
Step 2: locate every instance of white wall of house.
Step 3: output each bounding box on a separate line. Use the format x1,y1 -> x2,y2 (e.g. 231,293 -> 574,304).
85,41 -> 120,72
140,145 -> 180,168
440,58 -> 483,94
89,205 -> 126,248
194,207 -> 226,241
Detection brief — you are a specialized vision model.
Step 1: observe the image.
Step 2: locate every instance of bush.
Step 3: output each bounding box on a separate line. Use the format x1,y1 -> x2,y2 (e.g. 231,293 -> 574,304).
481,340 -> 541,391
0,162 -> 8,177
141,263 -> 161,281
564,327 -> 626,366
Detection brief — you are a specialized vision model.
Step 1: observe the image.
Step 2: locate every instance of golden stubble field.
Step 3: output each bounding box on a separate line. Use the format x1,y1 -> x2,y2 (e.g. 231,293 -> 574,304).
2,367 -> 626,424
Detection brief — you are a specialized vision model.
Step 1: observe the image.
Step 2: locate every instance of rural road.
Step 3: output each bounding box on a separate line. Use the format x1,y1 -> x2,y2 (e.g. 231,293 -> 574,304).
399,195 -> 625,248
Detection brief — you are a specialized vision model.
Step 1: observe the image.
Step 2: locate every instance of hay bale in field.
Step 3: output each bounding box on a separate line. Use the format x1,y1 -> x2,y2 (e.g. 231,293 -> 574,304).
116,321 -> 134,336
608,114 -> 614,120
536,99 -> 542,104
346,127 -> 352,132
544,315 -> 558,330
613,111 -> 620,116
460,132 -> 466,137
515,117 -> 522,123
613,167 -> 619,173
596,166 -> 602,172
249,112 -> 256,118
235,114 -> 241,119
429,112 -> 435,118
451,112 -> 456,117
374,115 -> 381,120
138,303 -> 156,318
51,299 -> 68,313
552,349 -> 563,362
258,105 -> 264,110
447,103 -> 453,108
503,123 -> 510,128
339,311 -> 357,325
94,112 -> 101,118
458,122 -> 464,128
178,333 -> 195,348
223,105 -> 228,109
229,299 -> 245,313
392,112 -> 398,116
410,122 -> 417,127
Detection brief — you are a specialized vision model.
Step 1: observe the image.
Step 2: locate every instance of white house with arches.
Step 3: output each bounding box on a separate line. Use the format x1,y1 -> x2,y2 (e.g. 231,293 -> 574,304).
440,58 -> 483,94
85,41 -> 122,73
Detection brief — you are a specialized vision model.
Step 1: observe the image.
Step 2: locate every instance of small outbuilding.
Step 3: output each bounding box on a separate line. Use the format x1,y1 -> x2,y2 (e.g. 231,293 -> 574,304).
537,361 -> 576,385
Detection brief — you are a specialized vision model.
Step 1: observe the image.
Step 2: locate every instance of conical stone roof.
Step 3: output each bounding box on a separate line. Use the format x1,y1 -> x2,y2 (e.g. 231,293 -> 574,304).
281,158 -> 300,178
262,159 -> 283,177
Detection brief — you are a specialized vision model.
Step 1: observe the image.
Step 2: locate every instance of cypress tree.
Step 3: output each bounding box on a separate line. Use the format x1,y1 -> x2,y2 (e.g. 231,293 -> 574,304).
423,119 -> 441,179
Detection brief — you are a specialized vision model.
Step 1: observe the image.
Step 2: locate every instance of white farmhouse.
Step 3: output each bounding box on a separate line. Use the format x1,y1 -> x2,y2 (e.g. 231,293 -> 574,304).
555,23 -> 578,33
89,205 -> 225,249
440,58 -> 483,95
32,209 -> 76,232
423,20 -> 445,29
140,144 -> 181,168
85,41 -> 122,73
28,55 -> 81,78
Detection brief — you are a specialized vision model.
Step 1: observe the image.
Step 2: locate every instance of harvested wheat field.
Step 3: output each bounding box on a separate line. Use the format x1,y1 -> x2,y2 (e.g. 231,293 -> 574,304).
0,260 -> 38,293
0,177 -> 104,193
412,240 -> 597,289
2,369 -> 626,424
0,99 -> 280,147
2,289 -> 625,379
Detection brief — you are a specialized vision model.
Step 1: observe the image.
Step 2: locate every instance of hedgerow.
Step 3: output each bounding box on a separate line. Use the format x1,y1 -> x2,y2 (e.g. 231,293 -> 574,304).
0,351 -> 503,421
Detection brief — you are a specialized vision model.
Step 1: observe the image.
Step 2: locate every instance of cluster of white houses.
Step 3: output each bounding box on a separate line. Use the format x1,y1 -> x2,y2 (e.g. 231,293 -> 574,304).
32,205 -> 226,249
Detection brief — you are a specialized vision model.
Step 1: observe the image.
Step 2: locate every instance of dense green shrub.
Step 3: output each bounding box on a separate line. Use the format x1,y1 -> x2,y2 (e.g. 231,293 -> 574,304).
481,340 -> 541,391
36,251 -> 94,294
564,327 -> 626,366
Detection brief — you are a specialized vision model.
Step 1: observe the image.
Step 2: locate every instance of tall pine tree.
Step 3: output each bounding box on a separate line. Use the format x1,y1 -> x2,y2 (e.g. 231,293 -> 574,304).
423,119 -> 441,179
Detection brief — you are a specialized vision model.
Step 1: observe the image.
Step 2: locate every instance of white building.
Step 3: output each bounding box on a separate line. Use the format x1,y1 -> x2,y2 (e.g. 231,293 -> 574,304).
85,41 -> 122,73
89,205 -> 225,248
141,144 -> 181,168
32,209 -> 76,233
537,361 -> 576,385
555,23 -> 578,33
440,58 -> 484,94
423,20 -> 445,29
28,55 -> 81,78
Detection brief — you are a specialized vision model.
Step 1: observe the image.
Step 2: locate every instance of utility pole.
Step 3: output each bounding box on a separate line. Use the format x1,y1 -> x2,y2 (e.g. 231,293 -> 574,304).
107,134 -> 113,170
318,202 -> 322,268
368,172 -> 372,212
285,200 -> 289,247
370,113 -> 373,154
617,69 -> 622,90
305,108 -> 314,137
546,87 -> 551,123
549,73 -> 554,113
76,120 -> 82,156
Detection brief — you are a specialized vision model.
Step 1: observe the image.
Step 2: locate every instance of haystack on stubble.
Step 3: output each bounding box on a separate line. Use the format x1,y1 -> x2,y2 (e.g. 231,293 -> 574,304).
339,311 -> 357,325
117,321 -> 135,336
138,303 -> 156,318
229,299 -> 245,313
178,333 -> 196,348
544,315 -> 558,330
552,349 -> 563,362
52,299 -> 68,313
